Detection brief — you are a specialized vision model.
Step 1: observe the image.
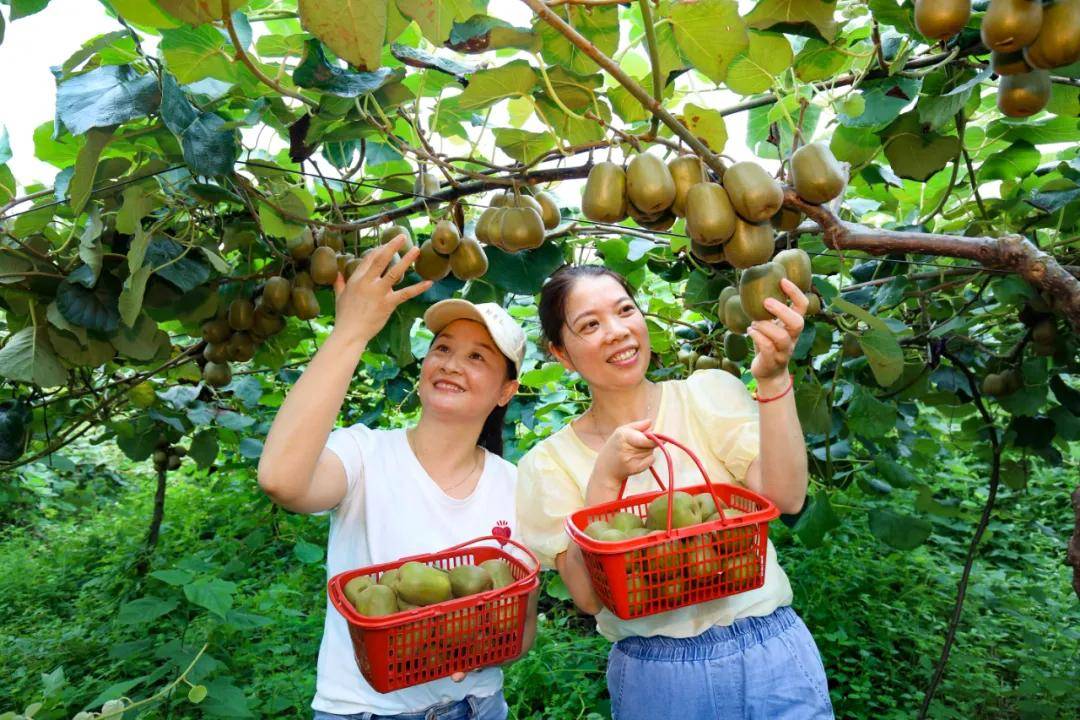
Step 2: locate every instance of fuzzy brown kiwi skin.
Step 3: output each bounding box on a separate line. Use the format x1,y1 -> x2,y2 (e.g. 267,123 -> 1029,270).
997,69 -> 1051,118
914,0 -> 972,41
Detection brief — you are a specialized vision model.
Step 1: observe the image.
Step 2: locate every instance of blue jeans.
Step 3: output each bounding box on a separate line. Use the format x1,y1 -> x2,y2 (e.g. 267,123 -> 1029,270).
313,691 -> 507,720
607,606 -> 834,719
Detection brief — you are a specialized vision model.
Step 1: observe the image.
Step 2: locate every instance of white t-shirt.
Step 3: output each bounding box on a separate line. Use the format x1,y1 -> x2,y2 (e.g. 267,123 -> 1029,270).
312,425 -> 518,716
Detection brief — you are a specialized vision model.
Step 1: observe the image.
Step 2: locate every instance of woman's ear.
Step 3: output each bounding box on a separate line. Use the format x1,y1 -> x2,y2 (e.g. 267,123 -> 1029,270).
498,379 -> 520,407
549,341 -> 576,373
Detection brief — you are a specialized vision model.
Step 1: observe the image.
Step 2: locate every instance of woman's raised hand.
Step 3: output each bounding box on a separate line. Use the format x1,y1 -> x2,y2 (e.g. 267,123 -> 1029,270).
595,418 -> 657,486
331,235 -> 432,347
748,277 -> 807,383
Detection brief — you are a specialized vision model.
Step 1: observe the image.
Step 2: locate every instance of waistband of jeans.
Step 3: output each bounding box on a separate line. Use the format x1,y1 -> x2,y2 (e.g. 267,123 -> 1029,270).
612,605 -> 798,662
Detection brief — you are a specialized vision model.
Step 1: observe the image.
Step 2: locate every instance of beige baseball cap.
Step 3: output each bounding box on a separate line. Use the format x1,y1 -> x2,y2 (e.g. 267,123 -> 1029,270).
423,300 -> 527,374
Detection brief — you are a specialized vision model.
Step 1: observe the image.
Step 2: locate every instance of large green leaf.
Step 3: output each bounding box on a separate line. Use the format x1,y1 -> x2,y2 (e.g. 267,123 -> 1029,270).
725,31 -> 793,96
145,236 -> 211,292
538,3 -> 619,76
881,113 -> 959,182
298,0 -> 386,71
69,127 -> 113,215
795,378 -> 831,435
56,280 -> 121,334
117,596 -> 179,625
396,0 -> 482,45
293,39 -> 400,97
680,103 -> 727,152
670,0 -> 747,84
457,60 -> 538,111
868,508 -> 931,551
159,74 -> 238,176
184,577 -> 237,619
745,0 -> 838,42
848,386 -> 896,438
109,0 -> 183,28
0,326 -> 68,388
493,128 -> 557,163
156,0 -> 250,25
55,64 -> 160,136
160,24 -> 239,85
792,491 -> 841,548
484,242 -> 566,295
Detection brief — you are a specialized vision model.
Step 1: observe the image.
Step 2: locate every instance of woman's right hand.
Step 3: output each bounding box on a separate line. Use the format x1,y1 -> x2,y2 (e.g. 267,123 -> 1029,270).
591,418 -> 657,493
331,235 -> 432,347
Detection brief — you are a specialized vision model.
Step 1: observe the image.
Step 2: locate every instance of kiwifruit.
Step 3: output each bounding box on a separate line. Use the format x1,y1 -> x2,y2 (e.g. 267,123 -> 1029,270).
288,228 -> 315,260
343,576 -> 374,607
310,246 -> 340,286
316,228 -> 345,252
721,358 -> 741,376
344,256 -> 364,280
842,333 -> 862,358
354,584 -> 399,616
584,520 -> 612,540
480,559 -> 515,589
228,298 -> 254,331
203,361 -> 232,387
227,332 -> 256,362
475,207 -> 504,247
773,248 -> 813,292
992,50 -> 1031,76
167,454 -> 182,470
981,0 -> 1043,54
414,171 -> 441,198
771,207 -> 803,232
449,237 -> 489,280
1033,340 -> 1056,357
626,152 -> 676,215
790,142 -> 846,205
677,347 -> 698,368
203,342 -> 230,364
610,512 -> 644,533
534,190 -> 561,229
262,276 -> 291,313
638,210 -> 676,232
490,191 -> 511,208
201,317 -> 231,344
1024,0 -> 1080,69
981,373 -> 1006,396
739,262 -> 787,321
1002,368 -> 1023,394
336,253 -> 354,276
415,239 -> 451,281
810,324 -> 832,354
507,192 -> 545,217
499,206 -> 545,252
581,161 -> 628,223
292,271 -> 314,290
690,240 -> 725,263
646,491 -> 701,530
1031,318 -> 1056,345
724,332 -> 749,362
378,568 -> 401,589
431,220 -> 461,256
291,286 -> 320,320
380,224 -> 415,253
723,162 -> 784,223
725,218 -> 775,269
806,293 -> 822,316
667,155 -> 707,217
627,198 -> 665,226
718,285 -> 738,311
997,69 -> 1051,117
723,296 -> 753,335
685,182 -> 736,246
914,0 -> 972,40
695,355 -> 721,371
448,565 -> 493,598
252,307 -> 284,337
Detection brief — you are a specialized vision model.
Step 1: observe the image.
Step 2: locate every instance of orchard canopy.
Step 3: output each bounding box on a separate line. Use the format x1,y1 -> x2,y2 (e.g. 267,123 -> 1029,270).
0,0 -> 1079,596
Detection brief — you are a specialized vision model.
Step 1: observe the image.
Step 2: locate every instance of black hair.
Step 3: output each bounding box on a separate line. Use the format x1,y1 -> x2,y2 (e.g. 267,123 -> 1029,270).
538,264 -> 639,349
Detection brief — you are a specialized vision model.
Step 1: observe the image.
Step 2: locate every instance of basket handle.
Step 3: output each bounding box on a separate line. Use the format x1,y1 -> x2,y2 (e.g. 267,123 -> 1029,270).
618,432 -> 733,533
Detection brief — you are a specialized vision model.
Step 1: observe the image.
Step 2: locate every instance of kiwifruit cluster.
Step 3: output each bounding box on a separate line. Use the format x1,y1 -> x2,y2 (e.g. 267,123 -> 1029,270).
716,247 -> 822,338
580,152 -> 691,235
413,217 -> 494,282
915,0 -> 1080,118
151,436 -> 186,472
676,342 -> 743,378
474,189 -> 559,253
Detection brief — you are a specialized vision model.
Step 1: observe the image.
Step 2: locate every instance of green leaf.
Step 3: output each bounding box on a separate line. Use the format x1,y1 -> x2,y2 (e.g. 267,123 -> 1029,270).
484,242 -> 566,295
116,186 -> 156,234
146,236 -> 211,292
493,127 -> 556,163
680,103 -> 727,152
299,0 -> 385,71
794,38 -> 848,82
11,0 -> 50,21
792,491 -> 840,548
118,265 -> 152,328
117,595 -> 179,625
0,165 -> 15,206
979,140 -> 1040,182
188,685 -> 208,704
0,326 -> 67,388
151,569 -> 195,586
56,280 -> 120,333
868,508 -> 931,551
294,39 -> 400,97
670,0 -> 747,83
873,456 -> 914,489
390,43 -> 472,82
183,577 -> 237,619
838,77 -> 921,130
830,124 -> 879,166
160,25 -> 238,84
396,0 -> 482,44
294,539 -> 325,564
538,3 -> 619,75
745,0 -> 838,41
156,0 -> 249,24
69,128 -> 113,217
447,15 -> 539,54
868,0 -> 916,35
847,386 -> 896,438
109,0 -> 183,28
795,378 -> 831,435
457,60 -> 538,110
858,328 -> 904,387
520,362 -> 566,388
199,679 -> 253,718
55,64 -> 160,136
160,74 -> 239,176
189,429 -> 219,468
881,114 -> 959,181
725,31 -> 793,96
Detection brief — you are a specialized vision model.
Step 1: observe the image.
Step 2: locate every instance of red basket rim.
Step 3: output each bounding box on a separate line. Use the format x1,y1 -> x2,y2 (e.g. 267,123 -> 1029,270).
566,482 -> 779,555
327,535 -> 540,629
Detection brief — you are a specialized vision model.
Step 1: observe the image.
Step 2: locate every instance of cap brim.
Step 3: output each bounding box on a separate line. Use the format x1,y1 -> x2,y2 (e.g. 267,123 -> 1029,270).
423,299 -> 485,335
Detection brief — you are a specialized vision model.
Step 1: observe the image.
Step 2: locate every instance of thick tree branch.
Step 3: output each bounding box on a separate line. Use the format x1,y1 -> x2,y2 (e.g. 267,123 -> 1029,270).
1069,486 -> 1080,601
520,0 -> 728,178
784,189 -> 1080,331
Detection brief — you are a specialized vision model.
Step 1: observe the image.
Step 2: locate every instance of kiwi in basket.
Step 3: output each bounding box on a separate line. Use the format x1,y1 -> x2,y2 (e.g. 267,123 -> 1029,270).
449,565 -> 494,598
610,511 -> 645,533
344,576 -> 374,607
354,585 -> 399,616
480,559 -> 515,589
584,520 -> 612,539
646,491 -> 702,530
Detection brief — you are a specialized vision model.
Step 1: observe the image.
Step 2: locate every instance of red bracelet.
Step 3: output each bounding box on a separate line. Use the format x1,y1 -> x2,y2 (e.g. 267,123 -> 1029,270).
752,373 -> 794,403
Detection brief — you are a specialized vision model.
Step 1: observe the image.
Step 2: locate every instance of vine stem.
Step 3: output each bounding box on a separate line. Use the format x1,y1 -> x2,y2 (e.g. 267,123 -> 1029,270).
918,349 -> 1003,719
222,1 -> 317,109
519,0 -> 728,179
637,0 -> 663,136
96,643 -> 210,718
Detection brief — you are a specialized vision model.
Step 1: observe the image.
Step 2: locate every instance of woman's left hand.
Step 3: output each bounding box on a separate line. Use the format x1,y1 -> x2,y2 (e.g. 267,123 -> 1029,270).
747,278 -> 808,383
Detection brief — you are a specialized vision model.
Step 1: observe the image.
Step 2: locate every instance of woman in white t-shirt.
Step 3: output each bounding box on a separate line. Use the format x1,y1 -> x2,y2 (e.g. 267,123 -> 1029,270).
258,236 -> 536,720
516,265 -> 834,719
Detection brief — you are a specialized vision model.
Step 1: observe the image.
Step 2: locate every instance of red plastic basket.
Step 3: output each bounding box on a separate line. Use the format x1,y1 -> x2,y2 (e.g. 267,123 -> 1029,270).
328,535 -> 539,693
566,432 -> 780,620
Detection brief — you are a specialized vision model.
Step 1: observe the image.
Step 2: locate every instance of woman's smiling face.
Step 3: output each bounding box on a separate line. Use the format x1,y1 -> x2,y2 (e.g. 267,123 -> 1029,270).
551,274 -> 651,390
418,318 -> 517,419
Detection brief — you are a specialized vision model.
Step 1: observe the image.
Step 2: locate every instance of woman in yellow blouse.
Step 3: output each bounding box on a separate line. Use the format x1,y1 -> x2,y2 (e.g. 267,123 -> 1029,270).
516,265 -> 834,719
